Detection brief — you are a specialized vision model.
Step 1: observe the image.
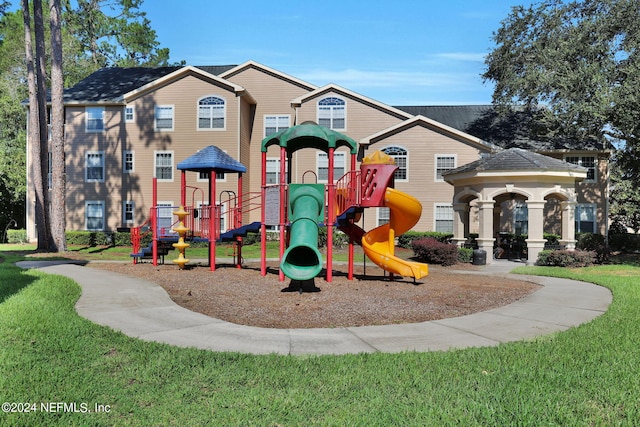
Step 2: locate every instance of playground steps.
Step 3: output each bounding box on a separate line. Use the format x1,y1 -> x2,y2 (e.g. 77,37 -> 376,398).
130,238 -> 176,264
218,221 -> 261,242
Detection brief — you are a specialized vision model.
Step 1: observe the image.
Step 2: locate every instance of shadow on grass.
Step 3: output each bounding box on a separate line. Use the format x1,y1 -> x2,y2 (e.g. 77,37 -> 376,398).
0,255 -> 38,304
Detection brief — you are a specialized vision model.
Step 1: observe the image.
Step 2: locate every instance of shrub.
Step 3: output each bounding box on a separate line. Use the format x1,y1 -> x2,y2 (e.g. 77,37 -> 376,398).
65,231 -> 113,246
398,231 -> 453,248
411,237 -> 459,266
317,228 -> 348,248
6,229 -> 27,244
457,246 -> 473,263
576,232 -> 608,263
609,233 -> 640,253
544,233 -> 561,248
535,249 -> 596,267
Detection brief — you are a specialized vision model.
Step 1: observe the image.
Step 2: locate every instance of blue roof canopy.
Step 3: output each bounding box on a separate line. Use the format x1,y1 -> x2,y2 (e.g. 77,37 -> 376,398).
177,145 -> 247,173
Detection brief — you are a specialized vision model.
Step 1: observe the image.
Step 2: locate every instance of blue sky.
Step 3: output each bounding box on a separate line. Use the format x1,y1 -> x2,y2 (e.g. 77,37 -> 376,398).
146,0 -> 536,106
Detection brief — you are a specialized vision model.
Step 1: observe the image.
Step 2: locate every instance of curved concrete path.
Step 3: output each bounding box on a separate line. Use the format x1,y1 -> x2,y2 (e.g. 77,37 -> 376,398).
17,260 -> 612,355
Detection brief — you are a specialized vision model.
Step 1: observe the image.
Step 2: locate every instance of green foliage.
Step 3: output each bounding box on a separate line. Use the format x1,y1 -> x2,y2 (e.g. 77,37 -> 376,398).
535,249 -> 596,267
484,0 -> 640,180
317,228 -> 348,248
609,155 -> 640,233
609,233 -> 640,253
65,230 -> 113,246
6,228 -> 26,243
576,232 -> 609,263
457,246 -> 473,263
411,237 -> 459,266
397,231 -> 453,248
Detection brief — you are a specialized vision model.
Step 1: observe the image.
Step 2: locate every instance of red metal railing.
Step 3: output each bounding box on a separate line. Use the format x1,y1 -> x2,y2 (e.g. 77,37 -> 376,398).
334,170 -> 361,217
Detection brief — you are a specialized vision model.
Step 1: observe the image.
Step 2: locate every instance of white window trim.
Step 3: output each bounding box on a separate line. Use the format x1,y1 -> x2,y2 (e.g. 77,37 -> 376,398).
85,106 -> 105,133
154,150 -> 174,182
197,170 -> 226,183
123,150 -> 134,173
575,203 -> 597,233
564,155 -> 597,183
377,207 -> 390,227
123,200 -> 134,224
382,145 -> 409,182
317,96 -> 347,131
434,203 -> 454,233
124,105 -> 135,123
197,96 -> 226,131
264,114 -> 290,138
85,151 -> 105,182
154,105 -> 175,131
85,200 -> 105,231
435,154 -> 457,182
316,151 -> 346,183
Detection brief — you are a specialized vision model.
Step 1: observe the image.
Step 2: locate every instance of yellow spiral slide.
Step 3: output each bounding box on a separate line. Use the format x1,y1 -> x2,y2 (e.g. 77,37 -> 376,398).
361,187 -> 429,279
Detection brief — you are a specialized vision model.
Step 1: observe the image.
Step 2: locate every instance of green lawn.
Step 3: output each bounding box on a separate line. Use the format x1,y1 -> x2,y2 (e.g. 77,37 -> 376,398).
1,246 -> 638,425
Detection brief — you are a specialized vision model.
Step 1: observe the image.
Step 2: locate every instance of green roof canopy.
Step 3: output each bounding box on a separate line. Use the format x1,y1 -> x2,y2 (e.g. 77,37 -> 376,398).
261,121 -> 357,154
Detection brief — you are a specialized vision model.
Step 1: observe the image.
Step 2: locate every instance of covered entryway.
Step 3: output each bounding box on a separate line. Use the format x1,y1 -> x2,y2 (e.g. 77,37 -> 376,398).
443,148 -> 588,264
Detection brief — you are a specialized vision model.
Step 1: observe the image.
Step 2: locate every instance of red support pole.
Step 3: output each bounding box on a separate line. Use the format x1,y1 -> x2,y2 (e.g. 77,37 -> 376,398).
348,153 -> 357,280
326,147 -> 335,282
152,177 -> 158,266
209,175 -> 216,271
279,147 -> 286,281
236,173 -> 243,269
180,170 -> 186,207
260,152 -> 267,276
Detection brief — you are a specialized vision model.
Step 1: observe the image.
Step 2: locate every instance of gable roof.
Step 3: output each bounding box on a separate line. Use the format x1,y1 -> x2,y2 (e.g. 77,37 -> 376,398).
63,65 -> 238,104
443,147 -> 588,179
292,84 -> 412,121
360,115 -> 498,152
395,105 -> 609,152
220,60 -> 317,91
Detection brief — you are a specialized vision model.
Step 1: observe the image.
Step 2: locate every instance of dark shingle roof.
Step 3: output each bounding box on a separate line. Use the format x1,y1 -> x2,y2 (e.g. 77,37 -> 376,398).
443,147 -> 587,176
394,105 -> 609,152
64,65 -> 237,103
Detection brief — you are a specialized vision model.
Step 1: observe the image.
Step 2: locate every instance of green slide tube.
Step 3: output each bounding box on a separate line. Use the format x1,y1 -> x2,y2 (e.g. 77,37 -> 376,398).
280,184 -> 325,281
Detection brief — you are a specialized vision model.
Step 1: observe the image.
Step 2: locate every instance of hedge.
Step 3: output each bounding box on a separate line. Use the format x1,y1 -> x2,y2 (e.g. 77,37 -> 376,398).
398,231 -> 453,248
535,249 -> 597,267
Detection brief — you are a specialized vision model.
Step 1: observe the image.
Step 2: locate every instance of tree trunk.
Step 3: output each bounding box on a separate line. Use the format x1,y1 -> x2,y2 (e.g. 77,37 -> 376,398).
22,0 -> 48,250
49,0 -> 66,252
33,0 -> 52,251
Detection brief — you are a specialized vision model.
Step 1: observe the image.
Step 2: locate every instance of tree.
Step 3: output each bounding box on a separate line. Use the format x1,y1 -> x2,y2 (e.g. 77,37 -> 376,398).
65,0 -> 170,68
50,0 -> 66,251
483,0 -> 640,178
610,155 -> 640,233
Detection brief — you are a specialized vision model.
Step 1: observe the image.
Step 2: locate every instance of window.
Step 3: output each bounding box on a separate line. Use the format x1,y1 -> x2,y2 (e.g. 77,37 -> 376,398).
575,204 -> 596,233
124,201 -> 134,224
157,202 -> 174,234
377,207 -> 390,226
566,156 -> 596,182
123,150 -> 134,173
124,105 -> 135,123
86,107 -> 104,132
318,97 -> 345,130
265,115 -> 290,136
85,151 -> 104,182
435,204 -> 454,233
198,96 -> 225,129
514,201 -> 528,235
265,158 -> 290,184
86,201 -> 105,231
154,151 -> 173,181
383,146 -> 408,181
197,171 -> 225,182
155,105 -> 174,131
317,152 -> 345,182
435,155 -> 456,181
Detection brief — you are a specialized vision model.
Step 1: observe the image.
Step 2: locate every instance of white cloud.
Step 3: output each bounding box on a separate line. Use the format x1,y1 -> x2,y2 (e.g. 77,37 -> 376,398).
434,52 -> 487,62
295,68 -> 474,89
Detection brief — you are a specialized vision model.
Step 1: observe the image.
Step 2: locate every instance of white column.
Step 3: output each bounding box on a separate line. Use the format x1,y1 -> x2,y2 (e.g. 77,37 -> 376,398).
525,200 -> 547,265
452,202 -> 468,247
476,200 -> 496,262
559,200 -> 577,250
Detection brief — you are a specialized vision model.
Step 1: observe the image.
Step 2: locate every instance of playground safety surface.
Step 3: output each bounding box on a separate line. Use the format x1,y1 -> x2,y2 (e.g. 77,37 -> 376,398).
17,258 -> 612,355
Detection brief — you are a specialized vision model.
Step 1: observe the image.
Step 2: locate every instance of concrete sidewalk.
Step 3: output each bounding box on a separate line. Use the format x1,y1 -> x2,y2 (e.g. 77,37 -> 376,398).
17,260 -> 612,356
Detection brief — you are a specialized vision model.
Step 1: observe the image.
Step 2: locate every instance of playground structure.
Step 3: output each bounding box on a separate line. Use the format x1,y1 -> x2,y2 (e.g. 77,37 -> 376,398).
130,122 -> 428,282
